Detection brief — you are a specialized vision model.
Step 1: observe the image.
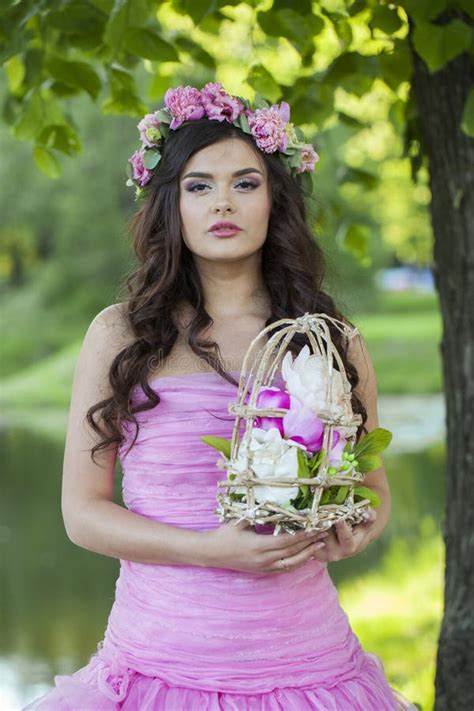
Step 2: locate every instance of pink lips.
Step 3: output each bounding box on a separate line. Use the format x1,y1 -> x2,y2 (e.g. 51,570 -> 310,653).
209,221 -> 242,238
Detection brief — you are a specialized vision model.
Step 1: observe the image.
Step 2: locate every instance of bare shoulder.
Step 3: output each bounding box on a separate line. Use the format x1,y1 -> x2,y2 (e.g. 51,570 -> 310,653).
71,302 -> 134,406
90,302 -> 131,343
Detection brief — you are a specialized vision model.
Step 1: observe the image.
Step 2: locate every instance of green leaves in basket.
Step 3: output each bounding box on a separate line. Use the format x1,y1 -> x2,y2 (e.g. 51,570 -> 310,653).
353,485 -> 381,508
200,435 -> 232,458
307,447 -> 326,472
333,485 -> 349,505
294,448 -> 311,509
353,427 -> 392,474
229,492 -> 245,502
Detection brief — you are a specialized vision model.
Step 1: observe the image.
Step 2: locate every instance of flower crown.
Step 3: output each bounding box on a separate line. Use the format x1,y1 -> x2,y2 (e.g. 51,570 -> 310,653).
126,83 -> 320,198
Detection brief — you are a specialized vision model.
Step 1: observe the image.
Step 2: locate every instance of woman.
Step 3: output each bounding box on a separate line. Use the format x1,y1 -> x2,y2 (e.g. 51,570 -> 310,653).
25,84 -> 415,709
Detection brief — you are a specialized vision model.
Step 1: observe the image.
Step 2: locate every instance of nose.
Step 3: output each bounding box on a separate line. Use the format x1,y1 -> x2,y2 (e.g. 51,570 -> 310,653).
212,189 -> 235,214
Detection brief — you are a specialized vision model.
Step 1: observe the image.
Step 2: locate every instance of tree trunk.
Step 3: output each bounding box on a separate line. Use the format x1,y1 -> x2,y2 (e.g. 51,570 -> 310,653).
408,11 -> 474,710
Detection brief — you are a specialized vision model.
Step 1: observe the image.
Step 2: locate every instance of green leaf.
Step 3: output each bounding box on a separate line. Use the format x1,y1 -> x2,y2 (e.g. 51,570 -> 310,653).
337,111 -> 366,130
413,19 -> 472,73
257,8 -> 323,56
338,166 -> 379,190
4,56 -> 25,94
296,170 -> 313,196
273,0 -> 313,12
102,93 -> 148,117
370,5 -> 403,35
334,485 -> 349,504
354,428 -> 393,458
37,123 -> 81,156
142,149 -> 161,169
252,92 -> 271,109
399,0 -> 447,23
173,36 -> 216,68
48,2 -> 107,48
180,0 -> 216,25
308,447 -> 325,471
338,223 -> 370,262
296,448 -> 310,477
33,145 -> 61,179
461,88 -> 474,137
103,0 -> 151,49
379,40 -> 413,92
123,28 -> 179,61
13,91 -> 43,140
109,64 -> 136,93
47,59 -> 102,100
354,486 -> 381,508
155,108 -> 172,123
319,0 -> 349,17
247,65 -> 281,104
235,112 -> 250,134
355,454 -> 382,474
201,435 -> 231,458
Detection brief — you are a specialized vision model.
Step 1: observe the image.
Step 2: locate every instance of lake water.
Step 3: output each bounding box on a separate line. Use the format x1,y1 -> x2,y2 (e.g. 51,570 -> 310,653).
0,400 -> 445,709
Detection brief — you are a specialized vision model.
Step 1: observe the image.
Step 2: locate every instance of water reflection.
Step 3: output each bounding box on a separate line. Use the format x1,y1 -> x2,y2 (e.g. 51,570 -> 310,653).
0,426 -> 445,707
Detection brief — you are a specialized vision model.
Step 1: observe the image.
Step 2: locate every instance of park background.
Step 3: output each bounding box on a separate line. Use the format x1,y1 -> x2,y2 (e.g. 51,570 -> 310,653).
1,1 -> 460,709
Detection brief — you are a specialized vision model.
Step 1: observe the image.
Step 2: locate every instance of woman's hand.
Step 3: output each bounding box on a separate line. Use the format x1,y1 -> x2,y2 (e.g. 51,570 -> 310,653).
201,519 -> 329,574
311,508 -> 378,563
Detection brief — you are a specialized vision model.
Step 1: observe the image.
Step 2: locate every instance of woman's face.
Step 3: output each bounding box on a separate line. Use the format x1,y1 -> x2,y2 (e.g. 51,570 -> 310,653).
179,137 -> 271,262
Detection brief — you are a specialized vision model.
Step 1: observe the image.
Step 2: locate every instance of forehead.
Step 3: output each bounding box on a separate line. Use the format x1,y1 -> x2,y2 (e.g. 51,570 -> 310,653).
183,137 -> 265,175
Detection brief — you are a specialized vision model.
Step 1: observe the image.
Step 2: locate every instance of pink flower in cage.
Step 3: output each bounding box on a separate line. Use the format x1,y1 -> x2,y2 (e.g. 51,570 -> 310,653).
254,386 -> 290,435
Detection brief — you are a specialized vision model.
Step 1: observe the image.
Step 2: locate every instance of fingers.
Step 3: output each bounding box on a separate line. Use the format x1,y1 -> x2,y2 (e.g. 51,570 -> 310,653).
262,528 -> 325,551
267,539 -> 326,574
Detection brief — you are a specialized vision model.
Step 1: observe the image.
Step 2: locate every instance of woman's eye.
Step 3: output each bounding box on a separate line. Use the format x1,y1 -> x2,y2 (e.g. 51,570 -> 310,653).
186,180 -> 259,193
237,180 -> 259,190
187,182 -> 210,192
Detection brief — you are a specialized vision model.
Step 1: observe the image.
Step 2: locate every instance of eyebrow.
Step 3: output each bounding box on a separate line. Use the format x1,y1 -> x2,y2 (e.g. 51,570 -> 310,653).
181,167 -> 264,180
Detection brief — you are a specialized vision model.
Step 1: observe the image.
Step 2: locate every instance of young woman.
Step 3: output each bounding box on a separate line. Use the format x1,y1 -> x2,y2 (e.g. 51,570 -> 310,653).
25,84 -> 415,710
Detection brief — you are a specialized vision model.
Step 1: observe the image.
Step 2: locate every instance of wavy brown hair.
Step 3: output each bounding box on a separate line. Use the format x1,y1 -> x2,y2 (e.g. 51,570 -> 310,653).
86,118 -> 367,462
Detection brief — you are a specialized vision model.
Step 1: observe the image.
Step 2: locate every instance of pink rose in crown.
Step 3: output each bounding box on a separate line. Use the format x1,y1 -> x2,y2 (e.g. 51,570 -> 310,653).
247,101 -> 290,153
128,149 -> 152,186
296,144 -> 320,174
137,112 -> 162,147
164,86 -> 205,129
201,82 -> 244,123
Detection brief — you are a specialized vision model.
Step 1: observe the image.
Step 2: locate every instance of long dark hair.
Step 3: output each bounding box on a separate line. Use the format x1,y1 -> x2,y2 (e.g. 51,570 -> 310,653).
86,118 -> 367,462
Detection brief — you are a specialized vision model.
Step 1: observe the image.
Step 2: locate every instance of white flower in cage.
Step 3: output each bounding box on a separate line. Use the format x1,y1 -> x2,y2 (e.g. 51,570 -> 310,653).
232,427 -> 307,505
281,344 -> 347,419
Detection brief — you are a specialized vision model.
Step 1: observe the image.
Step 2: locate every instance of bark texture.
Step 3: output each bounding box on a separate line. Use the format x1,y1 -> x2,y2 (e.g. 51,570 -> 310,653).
408,11 -> 474,710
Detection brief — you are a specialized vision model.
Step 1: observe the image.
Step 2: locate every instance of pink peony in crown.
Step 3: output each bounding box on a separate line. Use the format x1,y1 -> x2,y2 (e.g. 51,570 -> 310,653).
126,82 -> 320,197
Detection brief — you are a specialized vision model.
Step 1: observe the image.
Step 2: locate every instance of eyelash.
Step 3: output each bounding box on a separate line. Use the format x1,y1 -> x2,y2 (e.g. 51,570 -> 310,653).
186,179 -> 260,193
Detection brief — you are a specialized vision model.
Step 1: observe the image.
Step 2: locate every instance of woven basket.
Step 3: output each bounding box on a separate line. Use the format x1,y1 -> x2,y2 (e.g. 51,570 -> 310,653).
215,312 -> 372,534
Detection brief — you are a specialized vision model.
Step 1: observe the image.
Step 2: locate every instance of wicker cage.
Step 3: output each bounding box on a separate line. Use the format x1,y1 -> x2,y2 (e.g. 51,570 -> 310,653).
215,312 -> 372,535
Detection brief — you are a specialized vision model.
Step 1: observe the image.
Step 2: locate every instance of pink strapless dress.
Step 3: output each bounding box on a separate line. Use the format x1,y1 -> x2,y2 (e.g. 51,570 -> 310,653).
25,370 -> 416,710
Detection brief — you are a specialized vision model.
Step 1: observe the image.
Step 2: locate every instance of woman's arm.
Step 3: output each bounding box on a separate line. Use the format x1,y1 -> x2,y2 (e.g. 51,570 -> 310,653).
61,304 -> 207,566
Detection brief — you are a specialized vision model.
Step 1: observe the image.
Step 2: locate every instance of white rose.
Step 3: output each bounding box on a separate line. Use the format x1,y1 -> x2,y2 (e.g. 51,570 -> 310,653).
232,427 -> 306,505
281,344 -> 346,418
